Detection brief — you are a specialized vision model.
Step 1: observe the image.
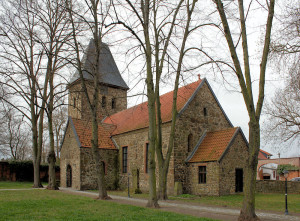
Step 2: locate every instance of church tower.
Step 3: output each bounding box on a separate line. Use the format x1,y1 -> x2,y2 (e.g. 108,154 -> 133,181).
67,40 -> 129,121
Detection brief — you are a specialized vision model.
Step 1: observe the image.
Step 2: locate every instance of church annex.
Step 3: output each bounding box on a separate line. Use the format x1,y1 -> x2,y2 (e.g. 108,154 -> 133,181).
60,41 -> 249,196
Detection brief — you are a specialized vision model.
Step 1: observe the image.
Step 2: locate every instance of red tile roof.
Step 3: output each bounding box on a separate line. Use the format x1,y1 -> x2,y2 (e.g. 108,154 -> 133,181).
188,127 -> 238,163
71,118 -> 116,149
104,80 -> 202,135
258,149 -> 272,160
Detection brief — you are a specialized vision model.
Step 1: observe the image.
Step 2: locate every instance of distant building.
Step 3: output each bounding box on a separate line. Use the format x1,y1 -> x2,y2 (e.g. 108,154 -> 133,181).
257,156 -> 300,181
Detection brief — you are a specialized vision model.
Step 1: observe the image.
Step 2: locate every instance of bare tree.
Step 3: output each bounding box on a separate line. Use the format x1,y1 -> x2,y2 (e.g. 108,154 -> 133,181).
263,71 -> 300,148
211,0 -> 275,220
0,106 -> 31,160
35,0 -> 72,190
0,0 -> 71,188
0,0 -> 48,187
66,0 -> 112,199
53,105 -> 67,160
263,1 -> 299,150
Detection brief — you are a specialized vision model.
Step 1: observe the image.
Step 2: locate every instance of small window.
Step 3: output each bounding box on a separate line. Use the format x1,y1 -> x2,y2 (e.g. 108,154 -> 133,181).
122,146 -> 128,173
102,96 -> 106,108
203,107 -> 207,116
198,166 -> 206,184
112,98 -> 116,109
188,133 -> 193,152
145,143 -> 149,173
73,98 -> 76,108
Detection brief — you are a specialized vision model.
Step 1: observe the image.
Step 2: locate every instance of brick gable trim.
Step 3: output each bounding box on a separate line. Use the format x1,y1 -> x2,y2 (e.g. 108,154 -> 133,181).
60,116 -> 81,151
218,127 -> 249,162
186,127 -> 247,163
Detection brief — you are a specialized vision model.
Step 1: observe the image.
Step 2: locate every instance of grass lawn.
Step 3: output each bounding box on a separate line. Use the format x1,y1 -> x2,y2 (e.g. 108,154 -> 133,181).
0,189 -> 217,221
0,181 -> 47,189
107,190 -> 300,213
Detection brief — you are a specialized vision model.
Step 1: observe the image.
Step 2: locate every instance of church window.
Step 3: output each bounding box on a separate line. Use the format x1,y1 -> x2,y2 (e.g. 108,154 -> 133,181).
73,97 -> 76,108
102,96 -> 106,108
198,166 -> 206,184
122,146 -> 128,173
112,98 -> 116,109
188,133 -> 193,152
145,143 -> 149,173
203,107 -> 207,116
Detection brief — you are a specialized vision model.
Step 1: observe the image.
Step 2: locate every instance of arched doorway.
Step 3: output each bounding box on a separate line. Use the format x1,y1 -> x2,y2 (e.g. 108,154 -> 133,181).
66,164 -> 72,187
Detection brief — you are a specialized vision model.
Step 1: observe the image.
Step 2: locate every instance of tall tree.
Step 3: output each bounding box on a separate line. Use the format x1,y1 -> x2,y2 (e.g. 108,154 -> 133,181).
0,0 -> 71,188
36,0 -> 72,190
263,1 -> 299,150
111,0 -> 201,204
0,0 -> 48,187
66,0 -> 112,199
212,0 -> 275,220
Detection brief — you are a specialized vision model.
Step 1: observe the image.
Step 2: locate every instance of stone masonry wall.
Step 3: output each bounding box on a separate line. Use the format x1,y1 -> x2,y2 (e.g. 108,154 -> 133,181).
256,180 -> 300,194
174,82 -> 232,193
187,162 -> 220,195
112,122 -> 175,194
80,148 -> 119,190
68,82 -> 127,121
60,124 -> 81,190
219,132 -> 248,195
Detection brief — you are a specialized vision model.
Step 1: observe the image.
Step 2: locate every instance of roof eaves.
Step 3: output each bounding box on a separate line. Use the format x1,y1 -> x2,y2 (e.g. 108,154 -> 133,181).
218,127 -> 239,162
177,79 -> 205,119
204,79 -> 233,127
186,131 -> 207,163
69,117 -> 82,148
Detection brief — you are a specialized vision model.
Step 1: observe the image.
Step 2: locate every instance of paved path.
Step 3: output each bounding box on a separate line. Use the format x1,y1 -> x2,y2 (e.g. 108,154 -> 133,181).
59,188 -> 300,221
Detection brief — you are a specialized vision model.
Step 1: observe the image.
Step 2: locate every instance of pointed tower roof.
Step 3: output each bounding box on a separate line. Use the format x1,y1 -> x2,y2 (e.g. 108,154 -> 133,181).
70,40 -> 129,90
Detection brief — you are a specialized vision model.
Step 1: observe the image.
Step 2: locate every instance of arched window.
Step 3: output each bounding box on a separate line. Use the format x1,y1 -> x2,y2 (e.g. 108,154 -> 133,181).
102,96 -> 106,108
73,97 -> 76,108
188,133 -> 193,152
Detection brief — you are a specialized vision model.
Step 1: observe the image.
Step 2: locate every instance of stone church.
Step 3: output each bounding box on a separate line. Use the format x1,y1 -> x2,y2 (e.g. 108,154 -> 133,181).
60,41 -> 249,196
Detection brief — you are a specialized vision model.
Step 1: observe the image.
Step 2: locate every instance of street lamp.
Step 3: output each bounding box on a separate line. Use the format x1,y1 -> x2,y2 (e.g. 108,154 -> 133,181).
283,170 -> 289,215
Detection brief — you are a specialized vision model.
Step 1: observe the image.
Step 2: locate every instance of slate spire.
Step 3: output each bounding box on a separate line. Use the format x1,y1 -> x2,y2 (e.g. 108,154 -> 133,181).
70,39 -> 129,90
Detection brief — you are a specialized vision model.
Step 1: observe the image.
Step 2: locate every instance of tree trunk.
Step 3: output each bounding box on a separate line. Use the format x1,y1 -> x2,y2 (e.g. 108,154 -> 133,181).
32,116 -> 42,188
157,166 -> 168,200
91,113 -> 109,199
239,121 -> 260,221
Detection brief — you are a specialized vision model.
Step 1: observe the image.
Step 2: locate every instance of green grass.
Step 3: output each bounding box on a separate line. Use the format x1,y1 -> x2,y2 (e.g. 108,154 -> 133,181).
107,190 -> 300,213
172,193 -> 300,213
0,181 -> 47,189
0,189 -> 217,221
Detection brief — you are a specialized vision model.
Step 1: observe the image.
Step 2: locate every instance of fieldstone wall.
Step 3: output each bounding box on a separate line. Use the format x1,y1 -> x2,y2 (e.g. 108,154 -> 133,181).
256,180 -> 300,194
80,148 -> 119,190
68,82 -> 127,121
174,82 -> 232,193
187,162 -> 220,195
60,124 -> 81,189
112,122 -> 175,194
219,132 -> 248,195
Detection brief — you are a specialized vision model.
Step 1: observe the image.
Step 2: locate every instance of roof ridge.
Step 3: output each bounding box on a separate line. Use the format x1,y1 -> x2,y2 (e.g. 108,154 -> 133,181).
106,79 -> 202,120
